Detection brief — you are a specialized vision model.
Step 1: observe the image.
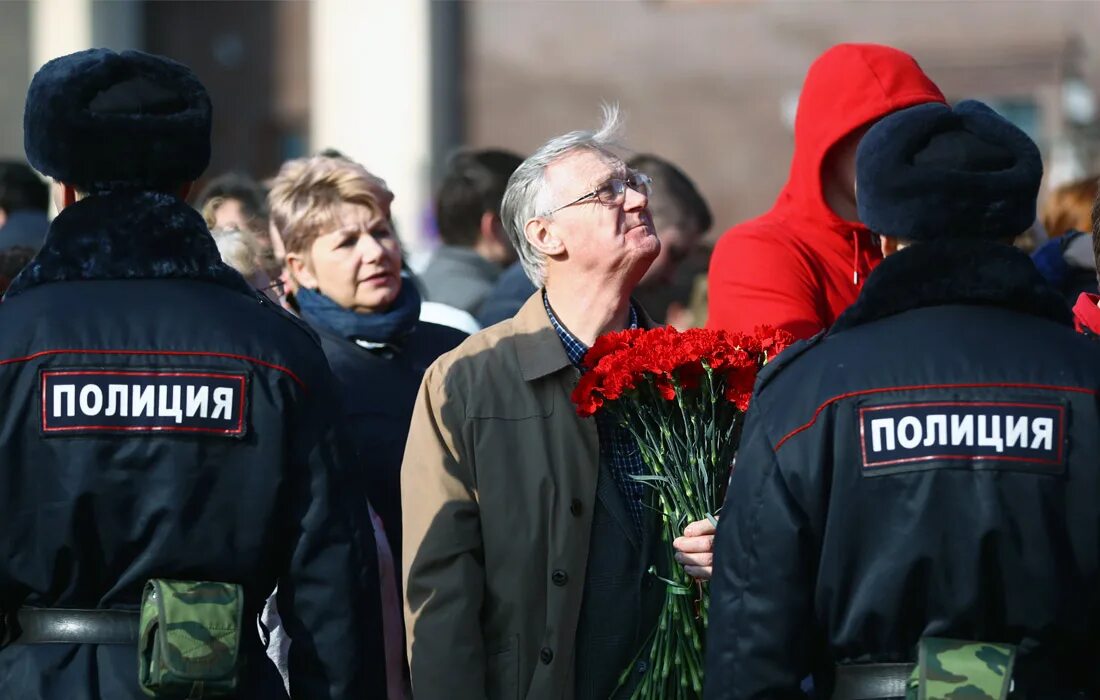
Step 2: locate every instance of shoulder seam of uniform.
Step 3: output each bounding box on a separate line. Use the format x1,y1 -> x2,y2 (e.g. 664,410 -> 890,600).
727,414 -> 785,683
0,349 -> 309,391
773,381 -> 1098,452
755,333 -> 823,394
256,298 -> 326,350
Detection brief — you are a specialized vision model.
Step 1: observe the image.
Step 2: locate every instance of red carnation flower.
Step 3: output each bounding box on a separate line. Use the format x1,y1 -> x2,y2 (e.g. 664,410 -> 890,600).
723,364 -> 758,412
571,371 -> 604,417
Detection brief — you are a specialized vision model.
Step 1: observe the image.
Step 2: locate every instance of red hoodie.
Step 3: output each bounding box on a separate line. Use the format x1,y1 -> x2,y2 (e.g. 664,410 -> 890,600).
707,44 -> 946,339
1073,292 -> 1100,335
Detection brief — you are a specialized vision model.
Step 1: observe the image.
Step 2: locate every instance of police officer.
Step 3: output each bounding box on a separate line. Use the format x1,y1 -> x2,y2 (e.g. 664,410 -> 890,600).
0,50 -> 384,698
704,100 -> 1100,699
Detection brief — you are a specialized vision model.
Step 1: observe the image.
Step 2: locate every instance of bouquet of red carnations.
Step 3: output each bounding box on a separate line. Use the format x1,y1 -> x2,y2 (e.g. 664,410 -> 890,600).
571,325 -> 792,700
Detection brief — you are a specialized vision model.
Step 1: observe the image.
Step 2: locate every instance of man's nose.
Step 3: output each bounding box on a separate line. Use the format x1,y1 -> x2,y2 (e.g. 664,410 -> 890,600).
623,183 -> 649,211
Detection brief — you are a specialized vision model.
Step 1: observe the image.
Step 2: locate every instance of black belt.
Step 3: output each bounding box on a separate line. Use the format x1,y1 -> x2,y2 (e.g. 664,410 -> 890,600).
832,663 -> 913,700
7,608 -> 139,645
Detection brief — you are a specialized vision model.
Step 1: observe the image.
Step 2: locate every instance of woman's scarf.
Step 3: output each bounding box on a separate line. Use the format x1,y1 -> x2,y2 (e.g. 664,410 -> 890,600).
296,279 -> 421,344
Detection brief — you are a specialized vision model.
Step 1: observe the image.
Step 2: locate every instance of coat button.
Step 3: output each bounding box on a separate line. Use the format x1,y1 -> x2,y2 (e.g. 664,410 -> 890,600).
570,499 -> 583,516
551,569 -> 568,586
540,647 -> 554,664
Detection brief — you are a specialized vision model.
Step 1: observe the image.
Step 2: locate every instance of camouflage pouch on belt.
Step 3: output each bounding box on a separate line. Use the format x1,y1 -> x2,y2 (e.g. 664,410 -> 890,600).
906,637 -> 1016,700
138,580 -> 243,698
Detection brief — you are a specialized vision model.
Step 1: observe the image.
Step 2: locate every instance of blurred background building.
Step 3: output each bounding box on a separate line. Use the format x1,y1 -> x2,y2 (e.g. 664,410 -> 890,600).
1,0 -> 1099,258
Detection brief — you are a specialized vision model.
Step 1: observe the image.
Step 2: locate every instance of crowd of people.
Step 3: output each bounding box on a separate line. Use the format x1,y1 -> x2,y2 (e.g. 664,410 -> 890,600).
1,40 -> 1099,700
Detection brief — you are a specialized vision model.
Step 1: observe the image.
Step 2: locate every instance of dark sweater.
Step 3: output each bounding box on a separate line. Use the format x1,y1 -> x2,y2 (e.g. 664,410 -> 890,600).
314,320 -> 467,565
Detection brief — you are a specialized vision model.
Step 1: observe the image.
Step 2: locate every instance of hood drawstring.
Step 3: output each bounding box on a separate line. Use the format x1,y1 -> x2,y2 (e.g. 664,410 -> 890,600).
852,229 -> 861,286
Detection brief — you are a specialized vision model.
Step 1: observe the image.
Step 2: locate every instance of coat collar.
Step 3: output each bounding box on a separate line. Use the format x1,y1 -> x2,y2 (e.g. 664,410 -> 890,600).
511,288 -> 657,383
5,190 -> 256,299
831,239 -> 1073,333
512,291 -> 574,382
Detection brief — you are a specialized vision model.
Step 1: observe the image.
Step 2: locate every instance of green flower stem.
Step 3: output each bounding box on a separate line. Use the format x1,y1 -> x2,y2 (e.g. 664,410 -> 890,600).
598,368 -> 746,700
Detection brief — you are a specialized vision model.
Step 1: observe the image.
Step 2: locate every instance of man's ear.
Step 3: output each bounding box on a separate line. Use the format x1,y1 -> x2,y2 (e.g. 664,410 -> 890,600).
284,251 -> 318,290
60,183 -> 79,209
524,217 -> 565,257
879,235 -> 901,257
479,211 -> 503,245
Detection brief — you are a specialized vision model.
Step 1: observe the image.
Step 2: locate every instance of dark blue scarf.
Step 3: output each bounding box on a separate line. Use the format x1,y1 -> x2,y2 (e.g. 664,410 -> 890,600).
296,280 -> 422,344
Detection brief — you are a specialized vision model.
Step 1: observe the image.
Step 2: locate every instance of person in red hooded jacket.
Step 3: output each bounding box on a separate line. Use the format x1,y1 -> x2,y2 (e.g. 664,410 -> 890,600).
1071,200 -> 1100,335
707,43 -> 946,339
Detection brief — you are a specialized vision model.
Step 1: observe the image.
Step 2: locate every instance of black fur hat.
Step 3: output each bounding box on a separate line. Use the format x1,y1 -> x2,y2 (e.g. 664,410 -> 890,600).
23,48 -> 211,192
856,100 -> 1042,241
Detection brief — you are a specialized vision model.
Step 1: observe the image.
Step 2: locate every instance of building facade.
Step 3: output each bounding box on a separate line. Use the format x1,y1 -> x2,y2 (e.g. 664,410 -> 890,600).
1,0 -> 1098,253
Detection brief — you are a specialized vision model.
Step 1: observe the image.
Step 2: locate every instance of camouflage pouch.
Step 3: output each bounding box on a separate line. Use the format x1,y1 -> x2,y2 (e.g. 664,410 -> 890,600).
138,579 -> 243,698
905,637 -> 1016,700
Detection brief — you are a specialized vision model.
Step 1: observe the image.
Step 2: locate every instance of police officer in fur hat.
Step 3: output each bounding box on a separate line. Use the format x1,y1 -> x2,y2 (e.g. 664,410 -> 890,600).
0,49 -> 385,699
705,100 -> 1100,700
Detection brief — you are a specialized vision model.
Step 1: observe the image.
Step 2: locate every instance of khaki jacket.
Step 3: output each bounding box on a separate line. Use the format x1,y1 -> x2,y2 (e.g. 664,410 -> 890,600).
403,292 -> 627,700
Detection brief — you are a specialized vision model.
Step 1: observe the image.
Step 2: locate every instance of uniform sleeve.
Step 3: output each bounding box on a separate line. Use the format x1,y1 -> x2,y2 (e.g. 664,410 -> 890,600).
704,402 -> 817,700
276,380 -> 385,700
401,363 -> 487,700
707,230 -> 825,340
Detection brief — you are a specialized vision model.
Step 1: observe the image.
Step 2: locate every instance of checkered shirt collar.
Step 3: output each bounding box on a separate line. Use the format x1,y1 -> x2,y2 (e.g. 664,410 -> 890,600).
542,290 -> 638,369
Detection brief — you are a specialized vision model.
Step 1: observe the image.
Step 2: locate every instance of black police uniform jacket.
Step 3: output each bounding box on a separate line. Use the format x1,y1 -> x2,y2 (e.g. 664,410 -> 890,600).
704,240 -> 1100,700
0,192 -> 385,700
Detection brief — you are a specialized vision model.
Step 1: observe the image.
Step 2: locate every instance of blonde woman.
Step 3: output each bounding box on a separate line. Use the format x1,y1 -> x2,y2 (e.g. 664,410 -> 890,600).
268,155 -> 467,697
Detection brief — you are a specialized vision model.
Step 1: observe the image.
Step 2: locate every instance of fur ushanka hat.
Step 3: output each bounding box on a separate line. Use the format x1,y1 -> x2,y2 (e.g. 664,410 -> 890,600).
24,48 -> 211,193
856,100 -> 1042,242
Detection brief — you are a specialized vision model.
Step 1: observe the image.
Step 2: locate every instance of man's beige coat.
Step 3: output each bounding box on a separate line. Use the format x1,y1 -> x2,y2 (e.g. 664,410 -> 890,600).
402,292 -> 610,700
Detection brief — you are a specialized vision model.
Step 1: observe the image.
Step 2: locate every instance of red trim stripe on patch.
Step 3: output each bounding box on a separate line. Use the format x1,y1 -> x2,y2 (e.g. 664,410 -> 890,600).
2,348 -> 306,390
775,382 -> 1094,452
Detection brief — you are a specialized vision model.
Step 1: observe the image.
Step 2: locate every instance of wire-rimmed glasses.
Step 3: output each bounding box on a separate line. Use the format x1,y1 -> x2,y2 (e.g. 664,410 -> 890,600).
546,171 -> 652,216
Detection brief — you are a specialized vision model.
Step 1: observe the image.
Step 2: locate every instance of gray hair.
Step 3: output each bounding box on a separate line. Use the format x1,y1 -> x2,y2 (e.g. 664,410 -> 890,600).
210,226 -> 264,279
501,105 -> 624,286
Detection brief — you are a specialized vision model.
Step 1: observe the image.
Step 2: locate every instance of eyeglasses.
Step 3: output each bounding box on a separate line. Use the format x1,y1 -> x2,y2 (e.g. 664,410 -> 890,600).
546,171 -> 652,215
257,279 -> 286,297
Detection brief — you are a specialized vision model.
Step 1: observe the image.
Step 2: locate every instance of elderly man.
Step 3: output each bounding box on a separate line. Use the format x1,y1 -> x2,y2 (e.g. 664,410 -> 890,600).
402,110 -> 716,700
477,152 -> 712,329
